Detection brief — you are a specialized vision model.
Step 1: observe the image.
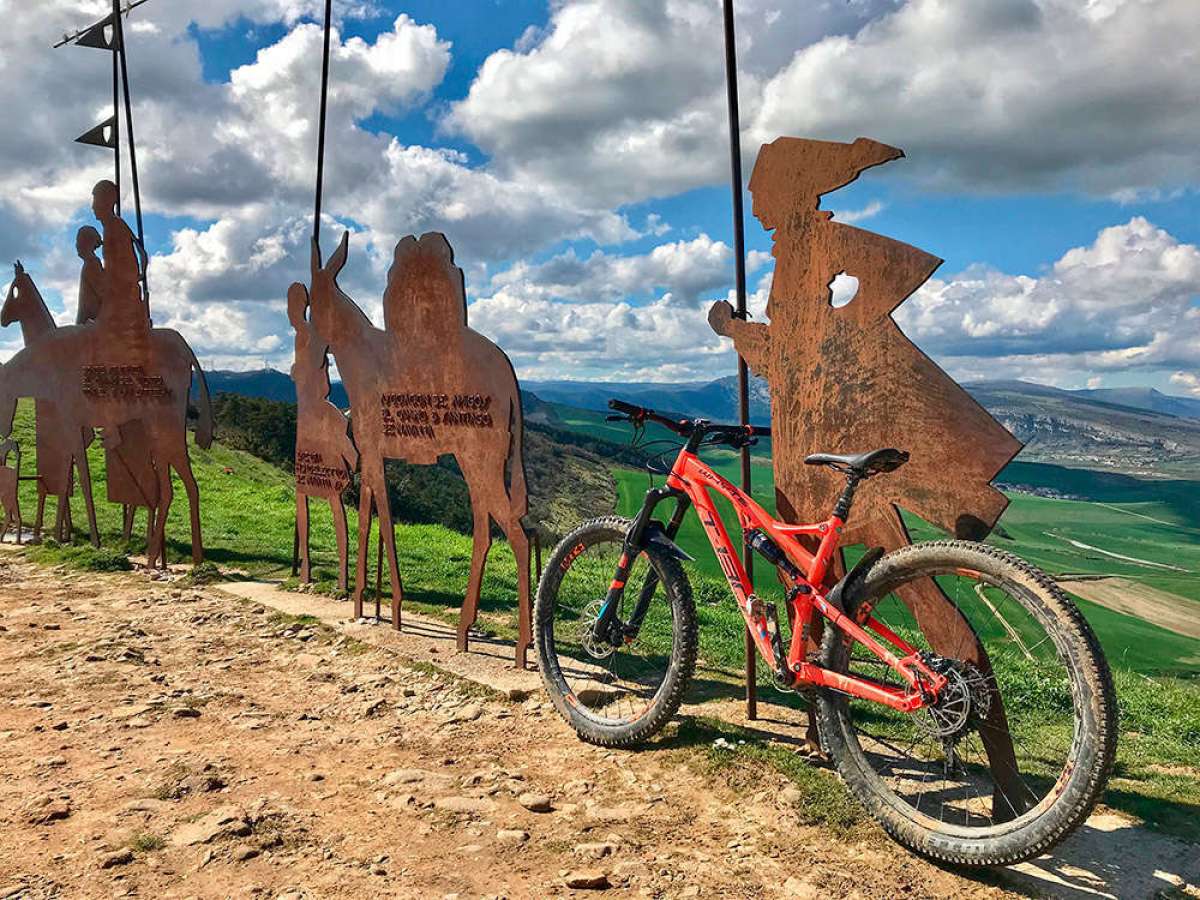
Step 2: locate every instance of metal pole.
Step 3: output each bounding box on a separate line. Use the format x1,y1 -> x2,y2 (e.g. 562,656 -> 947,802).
313,0 -> 334,250
113,6 -> 147,302
721,0 -> 756,721
111,0 -> 121,215
298,0 -> 335,596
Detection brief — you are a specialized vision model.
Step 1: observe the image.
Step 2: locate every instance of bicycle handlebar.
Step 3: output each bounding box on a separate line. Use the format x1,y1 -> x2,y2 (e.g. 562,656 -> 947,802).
607,398 -> 771,440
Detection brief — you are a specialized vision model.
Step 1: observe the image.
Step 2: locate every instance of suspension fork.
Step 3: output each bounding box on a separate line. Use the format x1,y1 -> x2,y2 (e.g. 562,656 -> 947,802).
593,487 -> 689,645
625,493 -> 691,633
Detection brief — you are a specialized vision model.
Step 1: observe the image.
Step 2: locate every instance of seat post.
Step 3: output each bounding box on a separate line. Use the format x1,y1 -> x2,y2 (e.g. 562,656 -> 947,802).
833,472 -> 863,521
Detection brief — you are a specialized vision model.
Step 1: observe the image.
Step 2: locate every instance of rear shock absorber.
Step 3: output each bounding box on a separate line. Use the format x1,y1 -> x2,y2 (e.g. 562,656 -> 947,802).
746,530 -> 801,581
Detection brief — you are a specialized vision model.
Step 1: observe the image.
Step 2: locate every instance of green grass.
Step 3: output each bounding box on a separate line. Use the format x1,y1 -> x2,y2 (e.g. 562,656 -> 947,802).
128,832 -> 166,853
25,540 -> 132,572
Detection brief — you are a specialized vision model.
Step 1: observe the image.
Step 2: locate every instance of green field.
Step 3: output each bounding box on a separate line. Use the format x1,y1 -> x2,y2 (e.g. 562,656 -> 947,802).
613,455 -> 1200,676
559,396 -> 1200,674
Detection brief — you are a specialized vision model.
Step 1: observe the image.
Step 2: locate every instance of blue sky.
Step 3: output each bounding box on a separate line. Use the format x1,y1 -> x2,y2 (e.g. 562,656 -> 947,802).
1,0 -> 1197,394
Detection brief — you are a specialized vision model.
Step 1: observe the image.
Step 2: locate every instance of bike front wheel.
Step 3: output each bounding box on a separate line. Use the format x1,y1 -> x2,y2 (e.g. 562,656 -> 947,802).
535,516 -> 698,747
817,540 -> 1117,867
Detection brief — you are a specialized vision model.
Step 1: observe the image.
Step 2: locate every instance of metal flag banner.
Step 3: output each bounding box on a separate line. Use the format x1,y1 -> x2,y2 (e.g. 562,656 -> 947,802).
75,16 -> 118,51
75,116 -> 117,149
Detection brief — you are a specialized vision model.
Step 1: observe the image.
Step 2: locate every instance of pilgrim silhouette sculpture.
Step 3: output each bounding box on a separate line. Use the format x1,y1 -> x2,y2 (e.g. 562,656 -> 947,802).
73,216 -> 160,546
710,137 -> 1025,811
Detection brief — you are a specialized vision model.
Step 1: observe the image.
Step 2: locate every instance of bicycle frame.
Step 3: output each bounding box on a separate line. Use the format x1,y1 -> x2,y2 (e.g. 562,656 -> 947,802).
616,447 -> 947,713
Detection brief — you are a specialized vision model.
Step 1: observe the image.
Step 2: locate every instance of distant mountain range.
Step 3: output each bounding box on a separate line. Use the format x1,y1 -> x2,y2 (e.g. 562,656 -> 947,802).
200,369 -> 1200,476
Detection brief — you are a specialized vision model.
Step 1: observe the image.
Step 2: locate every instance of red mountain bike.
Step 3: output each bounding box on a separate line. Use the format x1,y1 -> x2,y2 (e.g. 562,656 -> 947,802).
535,399 -> 1116,867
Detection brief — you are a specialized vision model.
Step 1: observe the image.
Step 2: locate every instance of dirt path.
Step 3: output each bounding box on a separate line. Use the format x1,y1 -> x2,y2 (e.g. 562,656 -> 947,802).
1058,576 -> 1200,640
0,557 -> 1193,899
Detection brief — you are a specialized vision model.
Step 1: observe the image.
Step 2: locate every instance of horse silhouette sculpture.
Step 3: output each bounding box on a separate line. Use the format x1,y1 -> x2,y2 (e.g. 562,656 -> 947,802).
2,263 -> 100,545
0,266 -> 213,571
709,136 -> 1025,814
305,231 -> 532,667
289,281 -> 356,591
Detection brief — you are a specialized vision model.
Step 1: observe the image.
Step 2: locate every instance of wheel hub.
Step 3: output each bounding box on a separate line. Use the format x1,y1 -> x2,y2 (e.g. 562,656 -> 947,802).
579,599 -> 616,660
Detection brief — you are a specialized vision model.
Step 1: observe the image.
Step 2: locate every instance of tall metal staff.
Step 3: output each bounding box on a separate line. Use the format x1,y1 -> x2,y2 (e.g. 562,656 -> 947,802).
61,0 -> 153,291
721,0 -> 757,720
58,0 -> 157,542
293,0 -> 336,578
313,0 -> 334,254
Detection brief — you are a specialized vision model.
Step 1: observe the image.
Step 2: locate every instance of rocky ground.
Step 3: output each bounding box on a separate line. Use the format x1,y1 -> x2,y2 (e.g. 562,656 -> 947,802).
0,557 -> 1115,898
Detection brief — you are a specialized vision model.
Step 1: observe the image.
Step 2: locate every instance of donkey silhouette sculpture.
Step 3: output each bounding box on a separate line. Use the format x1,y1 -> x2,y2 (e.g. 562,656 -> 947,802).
289,282 -> 356,591
2,262 -> 100,545
306,232 -> 532,667
0,438 -> 23,544
709,136 -> 1026,817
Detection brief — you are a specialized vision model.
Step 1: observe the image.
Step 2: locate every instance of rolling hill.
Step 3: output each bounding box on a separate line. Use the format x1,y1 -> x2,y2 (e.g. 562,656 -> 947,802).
204,369 -> 1200,476
528,376 -> 1200,477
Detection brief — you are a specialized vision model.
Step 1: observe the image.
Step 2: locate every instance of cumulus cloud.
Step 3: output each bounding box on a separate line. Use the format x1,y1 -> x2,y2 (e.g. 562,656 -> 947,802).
896,217 -> 1200,380
489,234 -> 736,307
0,4 -> 641,367
448,0 -> 1199,206
444,0 -> 902,207
753,0 -> 1200,196
470,216 -> 1200,385
1171,372 -> 1200,398
468,244 -> 775,380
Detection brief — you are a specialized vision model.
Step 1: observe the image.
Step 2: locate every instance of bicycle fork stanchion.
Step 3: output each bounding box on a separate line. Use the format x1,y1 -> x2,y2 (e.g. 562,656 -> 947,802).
721,0 -> 756,720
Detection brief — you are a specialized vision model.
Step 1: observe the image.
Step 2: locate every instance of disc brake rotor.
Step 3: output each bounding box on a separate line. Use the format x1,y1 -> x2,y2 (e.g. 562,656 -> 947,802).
578,598 -> 616,660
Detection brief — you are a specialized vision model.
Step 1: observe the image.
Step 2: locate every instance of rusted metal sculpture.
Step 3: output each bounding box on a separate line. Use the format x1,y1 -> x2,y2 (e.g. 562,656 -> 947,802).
289,282 -> 356,591
709,135 -> 1025,812
0,439 -> 23,544
73,226 -> 160,550
306,232 -> 533,667
0,182 -> 213,567
2,262 -> 100,545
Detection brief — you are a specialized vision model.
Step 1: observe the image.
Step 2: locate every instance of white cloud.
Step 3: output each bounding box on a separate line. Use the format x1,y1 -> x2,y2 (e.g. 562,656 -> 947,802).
896,217 -> 1200,378
489,234 -> 735,307
444,0 -> 901,208
753,0 -> 1200,196
447,0 -> 1199,208
1171,372 -> 1200,398
831,200 -> 884,224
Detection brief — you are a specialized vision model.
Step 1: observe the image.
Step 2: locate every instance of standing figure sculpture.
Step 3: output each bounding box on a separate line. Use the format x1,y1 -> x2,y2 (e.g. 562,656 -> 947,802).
289,282 -> 356,591
710,138 -> 1018,541
709,137 -> 1024,810
306,232 -> 532,667
74,223 -> 160,549
2,261 -> 100,545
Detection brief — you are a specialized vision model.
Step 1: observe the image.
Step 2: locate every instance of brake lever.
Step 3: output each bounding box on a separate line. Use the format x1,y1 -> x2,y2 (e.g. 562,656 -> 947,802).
605,415 -> 626,422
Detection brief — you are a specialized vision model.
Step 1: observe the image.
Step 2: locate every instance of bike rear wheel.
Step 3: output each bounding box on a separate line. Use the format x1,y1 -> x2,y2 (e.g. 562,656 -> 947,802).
535,516 -> 697,747
817,540 -> 1116,867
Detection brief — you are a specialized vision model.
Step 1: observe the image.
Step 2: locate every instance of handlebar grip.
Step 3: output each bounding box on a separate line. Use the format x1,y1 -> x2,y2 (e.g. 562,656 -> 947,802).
608,399 -> 642,416
752,425 -> 772,437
